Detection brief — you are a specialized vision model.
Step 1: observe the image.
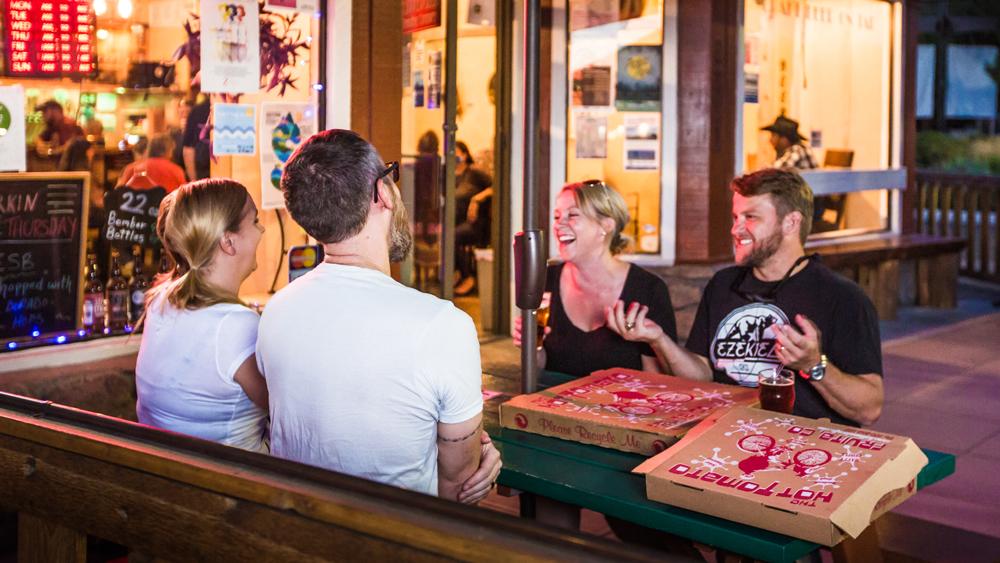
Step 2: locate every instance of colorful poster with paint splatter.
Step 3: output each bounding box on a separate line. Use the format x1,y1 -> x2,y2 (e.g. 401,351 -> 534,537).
213,103 -> 257,156
259,102 -> 317,209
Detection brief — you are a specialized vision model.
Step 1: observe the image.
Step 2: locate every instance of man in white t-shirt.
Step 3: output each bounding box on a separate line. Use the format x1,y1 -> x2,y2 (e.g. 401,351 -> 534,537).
258,129 -> 501,503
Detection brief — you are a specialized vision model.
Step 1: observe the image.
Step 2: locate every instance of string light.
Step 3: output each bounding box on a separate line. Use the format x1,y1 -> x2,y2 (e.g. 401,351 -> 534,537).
94,0 -> 108,16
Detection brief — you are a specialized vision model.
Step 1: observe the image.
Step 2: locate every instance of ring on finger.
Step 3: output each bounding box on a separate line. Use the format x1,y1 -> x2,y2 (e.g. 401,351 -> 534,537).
625,321 -> 636,331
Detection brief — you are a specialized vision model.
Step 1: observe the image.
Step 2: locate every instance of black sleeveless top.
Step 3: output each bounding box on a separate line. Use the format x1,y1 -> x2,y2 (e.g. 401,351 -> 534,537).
543,263 -> 677,377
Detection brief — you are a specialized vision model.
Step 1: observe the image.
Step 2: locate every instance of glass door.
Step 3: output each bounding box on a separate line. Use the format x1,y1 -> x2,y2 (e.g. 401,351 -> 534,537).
398,0 -> 501,334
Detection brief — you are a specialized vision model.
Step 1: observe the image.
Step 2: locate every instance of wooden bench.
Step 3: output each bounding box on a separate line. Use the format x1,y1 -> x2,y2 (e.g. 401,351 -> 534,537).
0,392 -> 656,563
806,234 -> 966,320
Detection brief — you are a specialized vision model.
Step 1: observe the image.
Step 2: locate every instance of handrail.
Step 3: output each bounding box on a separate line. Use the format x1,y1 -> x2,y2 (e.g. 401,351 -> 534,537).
0,391 -> 658,562
914,170 -> 999,283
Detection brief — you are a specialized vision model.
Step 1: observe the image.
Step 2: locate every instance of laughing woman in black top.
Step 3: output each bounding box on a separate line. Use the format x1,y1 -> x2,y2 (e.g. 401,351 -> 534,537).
513,180 -> 677,376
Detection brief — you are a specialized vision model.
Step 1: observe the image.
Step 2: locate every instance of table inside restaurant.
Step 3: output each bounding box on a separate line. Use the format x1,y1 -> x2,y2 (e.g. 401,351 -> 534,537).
482,370 -> 955,563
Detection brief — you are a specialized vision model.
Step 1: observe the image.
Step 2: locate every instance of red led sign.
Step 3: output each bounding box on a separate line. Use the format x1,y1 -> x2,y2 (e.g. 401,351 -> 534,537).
3,0 -> 95,78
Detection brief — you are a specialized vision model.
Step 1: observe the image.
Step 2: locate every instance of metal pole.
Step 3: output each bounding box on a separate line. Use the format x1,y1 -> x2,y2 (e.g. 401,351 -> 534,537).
442,0 -> 459,300
519,0 -> 543,394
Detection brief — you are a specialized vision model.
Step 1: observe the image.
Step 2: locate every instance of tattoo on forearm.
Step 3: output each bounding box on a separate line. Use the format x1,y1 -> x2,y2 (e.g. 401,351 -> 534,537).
438,422 -> 482,443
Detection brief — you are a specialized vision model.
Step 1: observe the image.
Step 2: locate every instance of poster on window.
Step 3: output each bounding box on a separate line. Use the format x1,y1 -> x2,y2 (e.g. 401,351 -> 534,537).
427,51 -> 442,109
615,45 -> 661,112
259,102 -> 317,210
0,86 -> 26,172
574,111 -> 607,159
569,0 -> 618,31
623,113 -> 659,170
572,66 -> 612,106
265,0 -> 318,13
200,0 -> 261,94
213,103 -> 257,156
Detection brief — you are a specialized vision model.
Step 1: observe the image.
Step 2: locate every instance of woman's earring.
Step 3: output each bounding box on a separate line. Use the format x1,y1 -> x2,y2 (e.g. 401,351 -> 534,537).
601,230 -> 607,237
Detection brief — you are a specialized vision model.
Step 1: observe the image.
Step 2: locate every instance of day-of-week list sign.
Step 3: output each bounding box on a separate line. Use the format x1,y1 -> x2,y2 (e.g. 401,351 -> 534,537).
3,0 -> 95,78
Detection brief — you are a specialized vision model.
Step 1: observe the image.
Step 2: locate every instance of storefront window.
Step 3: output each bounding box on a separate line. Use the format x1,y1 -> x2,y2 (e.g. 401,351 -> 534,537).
0,0 -> 322,351
742,0 -> 899,237
399,1 -> 498,301
565,1 -> 665,254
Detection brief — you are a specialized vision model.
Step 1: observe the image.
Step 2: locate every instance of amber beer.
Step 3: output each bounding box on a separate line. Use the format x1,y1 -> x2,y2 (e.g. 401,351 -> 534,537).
758,368 -> 795,414
535,306 -> 550,349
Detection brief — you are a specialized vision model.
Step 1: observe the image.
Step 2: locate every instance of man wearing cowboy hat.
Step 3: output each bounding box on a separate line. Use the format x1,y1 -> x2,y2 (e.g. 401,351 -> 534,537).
762,114 -> 818,170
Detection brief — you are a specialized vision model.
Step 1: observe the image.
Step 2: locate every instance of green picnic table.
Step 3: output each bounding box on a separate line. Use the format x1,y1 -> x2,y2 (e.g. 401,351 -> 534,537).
482,371 -> 956,563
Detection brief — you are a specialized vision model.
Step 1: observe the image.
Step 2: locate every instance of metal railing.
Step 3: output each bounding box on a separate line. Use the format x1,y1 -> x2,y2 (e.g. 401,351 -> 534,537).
915,171 -> 1000,283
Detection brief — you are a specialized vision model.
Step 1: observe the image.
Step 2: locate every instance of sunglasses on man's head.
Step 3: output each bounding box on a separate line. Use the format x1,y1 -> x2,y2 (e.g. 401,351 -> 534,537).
373,161 -> 400,203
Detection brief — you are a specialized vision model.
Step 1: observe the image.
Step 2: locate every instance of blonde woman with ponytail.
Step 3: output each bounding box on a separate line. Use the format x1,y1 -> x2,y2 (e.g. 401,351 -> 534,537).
136,178 -> 269,452
512,180 -> 679,378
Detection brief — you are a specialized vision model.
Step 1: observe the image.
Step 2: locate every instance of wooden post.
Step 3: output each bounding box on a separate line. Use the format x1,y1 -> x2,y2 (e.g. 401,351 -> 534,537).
18,513 -> 86,563
916,253 -> 958,308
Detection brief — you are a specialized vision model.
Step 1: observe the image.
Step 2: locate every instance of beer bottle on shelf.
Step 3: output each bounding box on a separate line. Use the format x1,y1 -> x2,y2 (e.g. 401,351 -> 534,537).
82,253 -> 105,334
129,245 -> 150,326
106,250 -> 130,332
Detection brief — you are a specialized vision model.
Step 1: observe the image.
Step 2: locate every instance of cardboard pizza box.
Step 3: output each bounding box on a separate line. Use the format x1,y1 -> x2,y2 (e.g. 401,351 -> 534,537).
634,406 -> 928,546
498,368 -> 759,455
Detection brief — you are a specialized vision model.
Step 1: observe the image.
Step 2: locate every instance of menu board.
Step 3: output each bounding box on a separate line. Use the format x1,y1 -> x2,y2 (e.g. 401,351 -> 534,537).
0,172 -> 89,340
2,0 -> 96,79
102,186 -> 165,257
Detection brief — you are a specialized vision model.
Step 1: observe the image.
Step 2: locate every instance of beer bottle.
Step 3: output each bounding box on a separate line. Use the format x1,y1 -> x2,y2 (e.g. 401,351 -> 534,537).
129,245 -> 150,326
106,250 -> 130,331
82,253 -> 105,334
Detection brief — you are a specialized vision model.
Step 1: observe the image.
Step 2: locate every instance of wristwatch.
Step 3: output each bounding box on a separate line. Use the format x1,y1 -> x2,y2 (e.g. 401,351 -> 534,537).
802,354 -> 828,381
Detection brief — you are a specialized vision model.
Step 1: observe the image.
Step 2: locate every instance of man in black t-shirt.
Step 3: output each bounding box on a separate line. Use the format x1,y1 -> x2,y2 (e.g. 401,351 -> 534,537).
618,169 -> 883,426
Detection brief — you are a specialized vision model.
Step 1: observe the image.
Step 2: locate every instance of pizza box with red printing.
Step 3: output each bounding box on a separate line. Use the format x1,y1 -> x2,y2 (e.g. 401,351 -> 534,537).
633,406 -> 928,545
498,368 -> 759,455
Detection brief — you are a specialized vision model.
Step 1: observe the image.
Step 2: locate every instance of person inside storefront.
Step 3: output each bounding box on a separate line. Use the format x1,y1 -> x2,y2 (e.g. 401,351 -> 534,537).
513,180 -> 678,377
135,178 -> 269,453
34,100 -> 85,159
761,114 -> 817,171
258,128 -> 502,504
414,130 -> 440,246
117,133 -> 187,192
170,99 -> 193,174
624,168 -> 884,427
182,90 -> 212,181
453,141 -> 493,296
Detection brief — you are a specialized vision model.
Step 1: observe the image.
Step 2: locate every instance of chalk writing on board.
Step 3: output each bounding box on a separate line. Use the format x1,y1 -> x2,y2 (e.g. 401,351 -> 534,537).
0,174 -> 87,340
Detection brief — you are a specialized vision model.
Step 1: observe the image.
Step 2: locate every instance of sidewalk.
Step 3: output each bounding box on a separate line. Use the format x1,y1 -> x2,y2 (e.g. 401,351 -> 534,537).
477,279 -> 1000,555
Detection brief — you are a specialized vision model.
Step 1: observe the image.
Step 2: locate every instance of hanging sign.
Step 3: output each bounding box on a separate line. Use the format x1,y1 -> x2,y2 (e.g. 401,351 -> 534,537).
403,0 -> 440,34
2,0 -> 95,78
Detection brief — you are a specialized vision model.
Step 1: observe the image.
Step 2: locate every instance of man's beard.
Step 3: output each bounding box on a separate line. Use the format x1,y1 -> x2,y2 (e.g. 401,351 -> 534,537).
388,196 -> 413,263
740,229 -> 782,268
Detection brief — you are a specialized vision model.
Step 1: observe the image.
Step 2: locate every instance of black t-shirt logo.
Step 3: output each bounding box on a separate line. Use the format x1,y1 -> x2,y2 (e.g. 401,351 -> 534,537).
710,303 -> 789,387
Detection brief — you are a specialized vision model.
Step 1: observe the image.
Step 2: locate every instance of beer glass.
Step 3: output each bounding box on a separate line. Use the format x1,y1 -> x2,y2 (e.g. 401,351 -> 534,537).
535,306 -> 550,349
535,292 -> 551,349
758,368 -> 795,414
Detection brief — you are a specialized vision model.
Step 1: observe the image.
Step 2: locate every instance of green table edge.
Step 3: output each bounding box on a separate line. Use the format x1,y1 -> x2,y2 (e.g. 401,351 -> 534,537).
490,370 -> 957,563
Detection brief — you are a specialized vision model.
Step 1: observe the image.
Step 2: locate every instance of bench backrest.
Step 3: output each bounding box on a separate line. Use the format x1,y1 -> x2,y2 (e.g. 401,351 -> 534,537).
0,392 -> 653,563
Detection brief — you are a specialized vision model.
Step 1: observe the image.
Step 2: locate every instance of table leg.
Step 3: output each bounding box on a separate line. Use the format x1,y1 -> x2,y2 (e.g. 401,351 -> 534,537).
519,493 -> 581,530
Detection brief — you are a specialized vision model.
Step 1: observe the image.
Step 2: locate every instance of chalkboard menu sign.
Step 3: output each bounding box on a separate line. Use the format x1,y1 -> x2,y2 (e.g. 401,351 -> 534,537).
102,186 -> 165,257
0,172 -> 89,340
